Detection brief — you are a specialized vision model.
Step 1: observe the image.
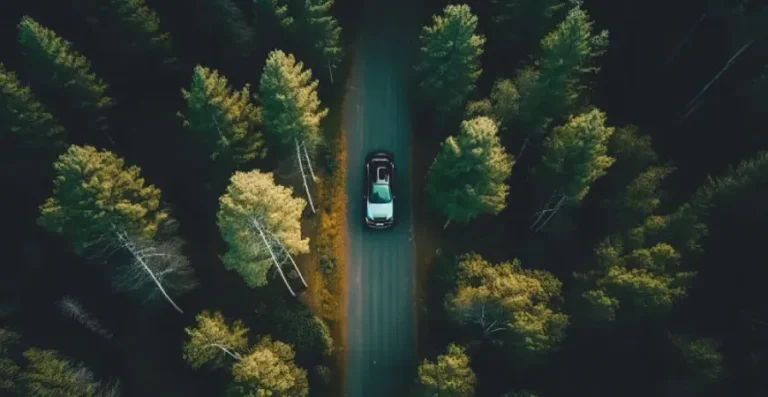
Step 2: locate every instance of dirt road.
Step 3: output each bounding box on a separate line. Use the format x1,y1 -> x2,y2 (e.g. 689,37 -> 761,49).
343,1 -> 419,395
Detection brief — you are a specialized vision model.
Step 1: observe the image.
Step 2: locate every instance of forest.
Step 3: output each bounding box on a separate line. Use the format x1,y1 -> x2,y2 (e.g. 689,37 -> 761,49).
0,0 -> 767,396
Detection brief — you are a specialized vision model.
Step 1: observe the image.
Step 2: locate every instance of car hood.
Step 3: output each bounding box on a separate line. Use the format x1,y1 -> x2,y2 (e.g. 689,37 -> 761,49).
366,202 -> 393,219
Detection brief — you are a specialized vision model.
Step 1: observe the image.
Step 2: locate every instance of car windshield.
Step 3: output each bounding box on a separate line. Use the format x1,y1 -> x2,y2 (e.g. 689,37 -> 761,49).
370,183 -> 392,204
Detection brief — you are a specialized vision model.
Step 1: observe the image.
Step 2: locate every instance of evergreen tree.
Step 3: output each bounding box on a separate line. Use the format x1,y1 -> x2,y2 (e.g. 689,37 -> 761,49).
513,3 -> 608,136
445,253 -> 568,359
228,336 -> 309,397
273,304 -> 333,357
0,329 -> 21,391
490,0 -> 565,52
183,310 -> 250,369
416,4 -> 485,115
606,125 -> 659,183
465,79 -> 519,133
416,343 -> 476,397
0,64 -> 65,163
300,0 -> 343,69
201,0 -> 256,56
217,170 -> 309,288
181,66 -> 265,169
535,109 -> 615,203
260,50 -> 327,153
18,16 -> 114,135
425,117 -> 514,226
38,145 -> 168,256
614,165 -> 675,228
663,335 -> 723,396
20,349 -> 102,397
106,0 -> 175,64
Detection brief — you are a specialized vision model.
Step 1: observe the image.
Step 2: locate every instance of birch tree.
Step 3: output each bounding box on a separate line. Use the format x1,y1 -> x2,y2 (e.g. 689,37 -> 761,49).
417,343 -> 476,397
183,310 -> 249,369
217,170 -> 309,296
181,66 -> 265,170
531,109 -> 615,232
228,336 -> 309,397
445,253 -> 568,358
0,63 -> 65,165
38,145 -> 168,257
416,4 -> 485,115
260,50 -> 327,213
425,117 -> 514,228
18,17 -> 114,137
58,297 -> 113,339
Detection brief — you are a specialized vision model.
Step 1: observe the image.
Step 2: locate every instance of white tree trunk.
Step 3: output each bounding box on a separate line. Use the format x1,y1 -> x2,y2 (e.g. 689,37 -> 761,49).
252,220 -> 296,297
115,231 -> 185,314
664,13 -> 707,66
296,138 -> 316,214
516,138 -> 529,160
273,236 -> 308,288
302,141 -> 317,181
443,218 -> 451,230
685,39 -> 755,110
327,59 -> 334,84
534,195 -> 566,233
206,343 -> 242,361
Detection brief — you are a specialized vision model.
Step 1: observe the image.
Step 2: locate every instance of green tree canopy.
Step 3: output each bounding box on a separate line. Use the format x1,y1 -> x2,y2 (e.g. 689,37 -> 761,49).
417,343 -> 476,397
0,63 -> 65,161
38,145 -> 168,256
259,50 -> 327,152
416,4 -> 485,115
217,170 -> 309,288
228,336 -> 309,397
663,335 -> 723,396
425,117 -> 514,224
273,304 -> 333,357
465,79 -> 519,133
512,3 -> 608,136
0,329 -> 21,391
202,0 -> 255,56
20,348 -> 102,397
614,165 -> 675,228
606,125 -> 659,181
181,65 -> 265,168
299,0 -> 343,68
183,310 -> 250,369
106,0 -> 174,63
535,108 -> 615,202
18,16 -> 113,133
445,253 -> 568,358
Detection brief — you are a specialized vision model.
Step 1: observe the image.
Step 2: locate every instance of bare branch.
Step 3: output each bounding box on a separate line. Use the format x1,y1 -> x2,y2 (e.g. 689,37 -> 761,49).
58,296 -> 113,339
296,138 -> 316,214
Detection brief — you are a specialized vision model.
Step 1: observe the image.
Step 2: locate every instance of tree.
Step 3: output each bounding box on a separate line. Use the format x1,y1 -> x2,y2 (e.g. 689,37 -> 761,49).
260,50 -> 327,213
531,109 -> 615,232
107,219 -> 197,313
183,310 -> 250,369
18,16 -> 114,136
58,297 -> 113,339
416,343 -> 476,397
21,348 -> 111,397
38,145 -> 168,256
513,2 -> 608,136
201,0 -> 255,56
217,170 -> 309,296
490,0 -> 565,55
273,304 -> 333,356
416,4 -> 485,115
181,66 -> 265,170
614,165 -> 675,228
445,253 -> 568,358
0,329 -> 21,391
579,237 -> 696,320
663,335 -> 723,396
425,117 -> 514,228
105,0 -> 175,64
606,125 -> 659,180
228,336 -> 309,397
0,63 -> 65,164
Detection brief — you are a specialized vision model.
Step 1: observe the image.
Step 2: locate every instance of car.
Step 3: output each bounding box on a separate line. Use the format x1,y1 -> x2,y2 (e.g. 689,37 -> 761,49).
364,151 -> 395,229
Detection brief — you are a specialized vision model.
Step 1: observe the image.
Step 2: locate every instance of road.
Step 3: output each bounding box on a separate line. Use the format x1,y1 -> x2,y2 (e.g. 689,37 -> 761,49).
343,1 -> 419,396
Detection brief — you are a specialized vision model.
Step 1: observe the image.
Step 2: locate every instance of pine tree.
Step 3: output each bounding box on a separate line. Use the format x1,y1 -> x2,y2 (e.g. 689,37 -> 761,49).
490,0 -> 565,51
417,343 -> 476,397
228,336 -> 309,397
296,0 -> 343,71
217,170 -> 309,290
181,66 -> 265,169
18,16 -> 113,135
606,125 -> 659,183
106,0 -> 175,64
615,165 -> 675,227
465,79 -> 519,133
201,0 -> 256,56
416,4 -> 485,115
38,145 -> 168,256
273,304 -> 334,356
183,310 -> 250,369
425,117 -> 514,227
536,108 -> 615,203
514,3 -> 608,136
20,349 -> 102,397
445,253 -> 568,359
663,335 -> 723,396
0,64 -> 65,162
0,329 -> 21,391
260,50 -> 327,153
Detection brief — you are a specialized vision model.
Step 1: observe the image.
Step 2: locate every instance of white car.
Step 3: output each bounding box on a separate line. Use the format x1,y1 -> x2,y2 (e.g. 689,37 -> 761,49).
364,151 -> 395,229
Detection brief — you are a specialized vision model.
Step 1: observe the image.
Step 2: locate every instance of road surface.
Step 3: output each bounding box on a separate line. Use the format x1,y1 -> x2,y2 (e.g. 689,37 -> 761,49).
344,1 -> 419,396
